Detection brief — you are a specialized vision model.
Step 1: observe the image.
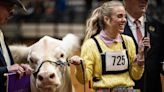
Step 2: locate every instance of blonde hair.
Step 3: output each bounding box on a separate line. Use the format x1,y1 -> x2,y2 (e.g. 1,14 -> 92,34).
84,1 -> 124,41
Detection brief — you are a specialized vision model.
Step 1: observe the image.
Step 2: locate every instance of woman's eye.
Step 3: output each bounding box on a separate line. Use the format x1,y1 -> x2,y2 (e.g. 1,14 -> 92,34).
117,14 -> 125,18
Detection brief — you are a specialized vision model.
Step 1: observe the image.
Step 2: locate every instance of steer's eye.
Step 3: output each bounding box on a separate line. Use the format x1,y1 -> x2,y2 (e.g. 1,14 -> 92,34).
60,54 -> 64,58
29,57 -> 37,64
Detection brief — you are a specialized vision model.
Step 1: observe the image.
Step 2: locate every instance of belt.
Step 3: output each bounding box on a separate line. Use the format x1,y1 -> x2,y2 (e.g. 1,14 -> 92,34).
95,87 -> 141,92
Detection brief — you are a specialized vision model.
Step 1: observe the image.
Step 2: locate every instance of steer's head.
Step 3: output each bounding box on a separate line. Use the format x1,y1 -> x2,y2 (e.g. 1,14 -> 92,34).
27,34 -> 80,91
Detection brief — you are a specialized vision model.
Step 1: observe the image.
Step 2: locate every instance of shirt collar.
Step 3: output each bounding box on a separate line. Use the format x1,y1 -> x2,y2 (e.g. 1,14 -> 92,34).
126,12 -> 145,27
99,30 -> 122,45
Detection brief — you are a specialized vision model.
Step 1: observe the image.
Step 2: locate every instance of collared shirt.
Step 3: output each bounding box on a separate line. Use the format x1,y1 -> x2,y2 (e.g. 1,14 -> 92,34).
126,13 -> 145,44
0,29 -> 11,66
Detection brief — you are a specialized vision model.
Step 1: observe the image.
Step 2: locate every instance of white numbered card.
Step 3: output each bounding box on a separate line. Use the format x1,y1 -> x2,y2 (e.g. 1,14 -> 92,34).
105,50 -> 128,71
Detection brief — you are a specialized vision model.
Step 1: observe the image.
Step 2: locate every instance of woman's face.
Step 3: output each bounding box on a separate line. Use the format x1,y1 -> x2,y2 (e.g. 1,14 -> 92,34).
0,2 -> 14,25
105,6 -> 126,34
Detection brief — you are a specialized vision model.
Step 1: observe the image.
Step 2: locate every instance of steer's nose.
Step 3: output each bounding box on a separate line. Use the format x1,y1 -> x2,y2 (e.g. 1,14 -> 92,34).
37,72 -> 55,82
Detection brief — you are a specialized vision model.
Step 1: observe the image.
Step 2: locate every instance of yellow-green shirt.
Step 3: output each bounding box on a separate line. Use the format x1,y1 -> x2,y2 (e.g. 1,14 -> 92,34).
75,34 -> 144,89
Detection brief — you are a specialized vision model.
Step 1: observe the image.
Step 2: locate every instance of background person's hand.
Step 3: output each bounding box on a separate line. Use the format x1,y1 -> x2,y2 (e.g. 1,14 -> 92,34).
7,64 -> 25,78
20,64 -> 33,75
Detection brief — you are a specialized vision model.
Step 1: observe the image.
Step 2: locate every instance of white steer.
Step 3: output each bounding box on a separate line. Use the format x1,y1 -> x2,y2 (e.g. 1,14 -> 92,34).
10,34 -> 80,92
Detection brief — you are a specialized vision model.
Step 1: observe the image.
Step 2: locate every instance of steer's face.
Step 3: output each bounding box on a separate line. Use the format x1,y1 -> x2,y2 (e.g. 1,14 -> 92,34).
27,36 -> 69,91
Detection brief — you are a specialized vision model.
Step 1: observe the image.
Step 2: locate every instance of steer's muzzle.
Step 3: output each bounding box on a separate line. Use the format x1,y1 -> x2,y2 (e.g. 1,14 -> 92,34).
33,60 -> 70,89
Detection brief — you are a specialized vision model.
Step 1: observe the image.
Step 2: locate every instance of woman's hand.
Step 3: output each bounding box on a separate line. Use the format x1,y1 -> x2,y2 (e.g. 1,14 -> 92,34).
69,55 -> 83,65
136,37 -> 150,66
138,37 -> 150,59
142,37 -> 150,48
139,37 -> 151,52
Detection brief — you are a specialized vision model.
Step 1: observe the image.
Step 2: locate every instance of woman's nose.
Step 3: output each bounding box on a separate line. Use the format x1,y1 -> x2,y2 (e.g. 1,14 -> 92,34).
122,17 -> 127,23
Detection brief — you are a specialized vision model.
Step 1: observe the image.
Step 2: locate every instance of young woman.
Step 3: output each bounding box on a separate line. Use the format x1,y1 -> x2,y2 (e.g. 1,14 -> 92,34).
70,1 -> 148,92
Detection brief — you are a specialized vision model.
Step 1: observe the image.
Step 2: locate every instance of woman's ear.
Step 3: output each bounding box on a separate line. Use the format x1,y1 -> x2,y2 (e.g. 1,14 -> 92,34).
103,16 -> 110,24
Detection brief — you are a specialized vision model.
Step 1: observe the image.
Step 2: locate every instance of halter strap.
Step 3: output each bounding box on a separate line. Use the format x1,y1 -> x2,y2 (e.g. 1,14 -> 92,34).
33,60 -> 69,78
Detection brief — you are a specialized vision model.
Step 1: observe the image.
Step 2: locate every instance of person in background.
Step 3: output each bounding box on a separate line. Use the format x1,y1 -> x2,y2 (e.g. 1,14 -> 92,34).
0,0 -> 33,91
123,0 -> 164,92
69,1 -> 150,92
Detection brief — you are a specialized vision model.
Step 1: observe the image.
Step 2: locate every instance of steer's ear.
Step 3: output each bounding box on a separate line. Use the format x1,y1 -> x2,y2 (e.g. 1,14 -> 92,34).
62,33 -> 81,58
9,45 -> 30,64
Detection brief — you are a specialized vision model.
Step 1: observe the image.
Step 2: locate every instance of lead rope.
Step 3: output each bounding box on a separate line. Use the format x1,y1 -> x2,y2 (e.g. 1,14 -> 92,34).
80,60 -> 86,92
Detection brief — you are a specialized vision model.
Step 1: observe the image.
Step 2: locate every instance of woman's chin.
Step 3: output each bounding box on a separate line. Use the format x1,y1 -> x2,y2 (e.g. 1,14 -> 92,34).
119,29 -> 124,33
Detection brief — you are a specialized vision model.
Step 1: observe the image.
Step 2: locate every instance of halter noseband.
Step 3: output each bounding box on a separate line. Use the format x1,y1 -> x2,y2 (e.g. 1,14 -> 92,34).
33,60 -> 69,78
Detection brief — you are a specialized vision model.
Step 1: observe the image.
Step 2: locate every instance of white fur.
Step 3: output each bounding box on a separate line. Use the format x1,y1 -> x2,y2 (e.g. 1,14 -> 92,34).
10,34 -> 80,92
9,45 -> 30,64
62,33 -> 80,58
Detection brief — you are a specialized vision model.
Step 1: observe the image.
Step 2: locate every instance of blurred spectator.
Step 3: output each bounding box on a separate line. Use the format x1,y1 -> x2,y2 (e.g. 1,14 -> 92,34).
42,0 -> 55,22
147,0 -> 164,24
84,0 -> 92,20
6,0 -> 164,24
156,0 -> 162,6
54,0 -> 67,23
33,0 -> 45,22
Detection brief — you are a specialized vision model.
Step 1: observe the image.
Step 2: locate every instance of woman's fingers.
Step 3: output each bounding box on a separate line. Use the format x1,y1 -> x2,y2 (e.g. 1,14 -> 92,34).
69,55 -> 83,65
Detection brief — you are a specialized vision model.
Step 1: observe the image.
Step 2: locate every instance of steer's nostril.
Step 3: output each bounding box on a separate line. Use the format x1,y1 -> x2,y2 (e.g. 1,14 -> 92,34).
38,75 -> 44,81
49,73 -> 55,79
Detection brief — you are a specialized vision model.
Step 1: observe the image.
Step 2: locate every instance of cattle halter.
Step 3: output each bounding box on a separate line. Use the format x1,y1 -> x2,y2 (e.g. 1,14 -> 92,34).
33,60 -> 69,78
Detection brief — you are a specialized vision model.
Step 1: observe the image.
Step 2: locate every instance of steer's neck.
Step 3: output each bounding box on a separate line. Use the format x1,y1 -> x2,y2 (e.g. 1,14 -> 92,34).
57,67 -> 74,92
